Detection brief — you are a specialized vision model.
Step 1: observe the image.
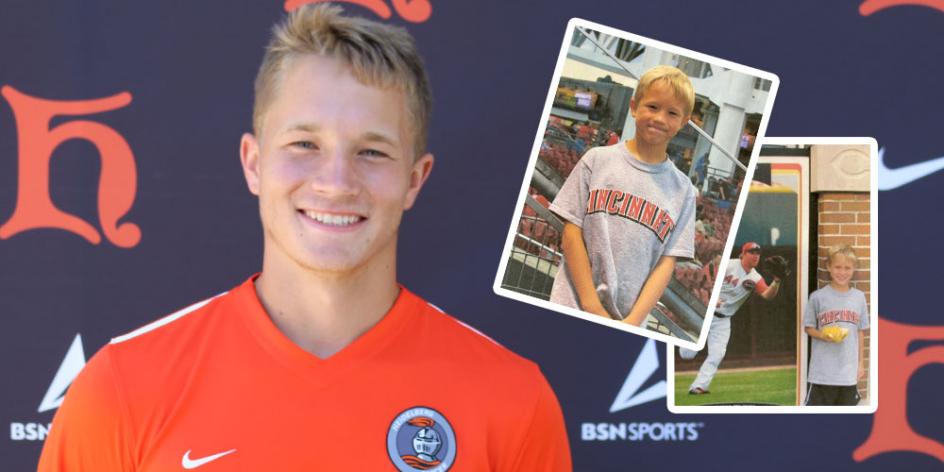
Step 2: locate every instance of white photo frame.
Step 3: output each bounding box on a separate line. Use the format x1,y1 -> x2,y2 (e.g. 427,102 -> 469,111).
668,137 -> 878,414
493,18 -> 780,350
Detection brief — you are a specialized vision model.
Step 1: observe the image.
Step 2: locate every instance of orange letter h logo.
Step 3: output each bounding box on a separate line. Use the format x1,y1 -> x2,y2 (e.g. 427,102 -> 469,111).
1,86 -> 140,248
854,318 -> 944,463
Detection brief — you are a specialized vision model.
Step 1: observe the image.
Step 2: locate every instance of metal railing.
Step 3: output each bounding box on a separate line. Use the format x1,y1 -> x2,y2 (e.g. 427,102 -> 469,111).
501,193 -> 701,342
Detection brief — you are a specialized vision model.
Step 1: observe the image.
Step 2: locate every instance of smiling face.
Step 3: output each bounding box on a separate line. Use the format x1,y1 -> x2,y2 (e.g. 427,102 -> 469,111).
827,253 -> 856,287
241,54 -> 433,276
629,80 -> 690,148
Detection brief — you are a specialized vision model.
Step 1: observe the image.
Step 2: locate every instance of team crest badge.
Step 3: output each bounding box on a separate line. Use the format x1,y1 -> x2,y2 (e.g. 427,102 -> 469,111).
387,407 -> 456,471
743,279 -> 756,290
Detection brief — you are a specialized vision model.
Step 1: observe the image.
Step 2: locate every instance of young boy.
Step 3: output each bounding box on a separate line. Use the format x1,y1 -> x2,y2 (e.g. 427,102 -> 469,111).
804,245 -> 870,406
549,65 -> 697,326
38,5 -> 571,470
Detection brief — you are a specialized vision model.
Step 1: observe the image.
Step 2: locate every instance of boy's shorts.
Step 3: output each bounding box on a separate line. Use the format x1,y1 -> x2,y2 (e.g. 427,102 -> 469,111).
805,383 -> 860,406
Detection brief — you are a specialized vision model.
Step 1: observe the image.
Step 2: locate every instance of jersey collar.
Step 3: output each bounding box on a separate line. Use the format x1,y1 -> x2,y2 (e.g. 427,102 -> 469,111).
230,275 -> 423,388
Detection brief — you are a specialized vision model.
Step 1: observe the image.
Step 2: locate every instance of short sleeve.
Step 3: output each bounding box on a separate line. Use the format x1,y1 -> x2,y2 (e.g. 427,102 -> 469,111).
38,346 -> 134,471
753,275 -> 770,294
549,152 -> 593,227
858,292 -> 870,330
507,370 -> 572,472
803,293 -> 818,328
663,184 -> 696,259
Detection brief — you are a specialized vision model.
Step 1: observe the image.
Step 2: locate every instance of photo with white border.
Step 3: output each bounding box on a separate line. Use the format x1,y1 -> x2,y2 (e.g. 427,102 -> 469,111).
668,137 -> 878,413
493,18 -> 780,350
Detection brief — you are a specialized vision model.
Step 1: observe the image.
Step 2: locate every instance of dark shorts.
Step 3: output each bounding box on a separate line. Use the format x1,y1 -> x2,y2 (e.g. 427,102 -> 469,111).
805,383 -> 860,406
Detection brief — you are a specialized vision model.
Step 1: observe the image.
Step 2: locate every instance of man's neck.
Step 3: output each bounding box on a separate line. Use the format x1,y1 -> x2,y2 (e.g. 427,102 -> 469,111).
626,139 -> 668,165
254,249 -> 400,359
741,258 -> 752,272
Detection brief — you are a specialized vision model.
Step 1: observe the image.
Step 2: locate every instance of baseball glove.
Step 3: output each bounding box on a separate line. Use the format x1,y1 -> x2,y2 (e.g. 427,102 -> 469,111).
821,325 -> 849,343
764,255 -> 790,279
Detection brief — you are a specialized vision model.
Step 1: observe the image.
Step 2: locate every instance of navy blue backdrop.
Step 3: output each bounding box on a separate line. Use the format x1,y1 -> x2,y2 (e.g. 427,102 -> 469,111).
1,1 -> 941,470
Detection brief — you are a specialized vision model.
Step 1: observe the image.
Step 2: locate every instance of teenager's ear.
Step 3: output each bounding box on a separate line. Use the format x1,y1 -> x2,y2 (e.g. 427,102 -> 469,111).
240,133 -> 261,196
403,153 -> 434,210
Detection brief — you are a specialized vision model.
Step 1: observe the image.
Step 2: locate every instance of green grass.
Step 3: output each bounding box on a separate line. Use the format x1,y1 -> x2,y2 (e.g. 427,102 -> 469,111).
675,367 -> 797,406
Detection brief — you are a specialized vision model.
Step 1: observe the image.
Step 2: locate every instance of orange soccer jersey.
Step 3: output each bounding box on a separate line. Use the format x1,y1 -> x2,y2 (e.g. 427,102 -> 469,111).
38,277 -> 572,471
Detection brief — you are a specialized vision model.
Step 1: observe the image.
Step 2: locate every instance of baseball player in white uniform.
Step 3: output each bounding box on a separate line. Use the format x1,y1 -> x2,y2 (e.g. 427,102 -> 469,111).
680,242 -> 783,394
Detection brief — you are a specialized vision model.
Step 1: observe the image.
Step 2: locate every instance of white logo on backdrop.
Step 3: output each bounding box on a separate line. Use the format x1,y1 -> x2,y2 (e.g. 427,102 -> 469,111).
878,147 -> 944,190
38,334 -> 86,413
10,334 -> 87,441
609,339 -> 666,413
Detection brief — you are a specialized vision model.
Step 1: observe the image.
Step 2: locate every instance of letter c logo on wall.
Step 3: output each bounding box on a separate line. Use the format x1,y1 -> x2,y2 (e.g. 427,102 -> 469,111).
284,0 -> 433,23
0,86 -> 140,248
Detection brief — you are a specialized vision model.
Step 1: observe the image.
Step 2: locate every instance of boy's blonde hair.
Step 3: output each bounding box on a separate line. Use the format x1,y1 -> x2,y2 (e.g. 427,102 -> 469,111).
633,65 -> 695,115
252,3 -> 432,157
827,245 -> 858,267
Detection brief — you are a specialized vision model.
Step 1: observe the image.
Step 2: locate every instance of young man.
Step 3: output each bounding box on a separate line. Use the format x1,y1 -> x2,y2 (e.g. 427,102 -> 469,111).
38,5 -> 571,471
679,242 -> 782,394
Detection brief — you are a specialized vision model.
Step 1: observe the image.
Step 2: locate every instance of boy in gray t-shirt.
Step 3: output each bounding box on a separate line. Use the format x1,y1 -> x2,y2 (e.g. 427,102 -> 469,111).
803,245 -> 870,406
549,65 -> 696,326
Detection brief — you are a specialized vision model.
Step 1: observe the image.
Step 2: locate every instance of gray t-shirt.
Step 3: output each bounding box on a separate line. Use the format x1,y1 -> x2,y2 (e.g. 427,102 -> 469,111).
549,143 -> 696,320
804,285 -> 870,386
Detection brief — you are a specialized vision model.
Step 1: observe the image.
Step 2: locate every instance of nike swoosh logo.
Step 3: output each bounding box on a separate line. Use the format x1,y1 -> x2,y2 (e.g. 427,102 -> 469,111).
181,449 -> 237,469
878,147 -> 944,190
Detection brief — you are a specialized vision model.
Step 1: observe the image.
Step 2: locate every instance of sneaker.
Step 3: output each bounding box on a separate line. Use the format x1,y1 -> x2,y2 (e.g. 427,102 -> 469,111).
688,387 -> 710,395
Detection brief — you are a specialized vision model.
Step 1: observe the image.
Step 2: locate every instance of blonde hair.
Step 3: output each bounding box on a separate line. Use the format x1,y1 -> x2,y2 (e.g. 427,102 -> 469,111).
252,3 -> 432,157
633,65 -> 695,115
827,245 -> 858,267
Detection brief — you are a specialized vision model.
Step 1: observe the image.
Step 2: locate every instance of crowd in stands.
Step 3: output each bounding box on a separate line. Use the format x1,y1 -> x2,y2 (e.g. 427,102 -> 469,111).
539,118 -> 620,179
514,188 -> 561,262
538,141 -> 582,180
675,195 -> 733,306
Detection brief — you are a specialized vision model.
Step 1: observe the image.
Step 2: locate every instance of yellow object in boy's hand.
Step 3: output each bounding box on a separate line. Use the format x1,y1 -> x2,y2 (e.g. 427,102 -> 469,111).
821,325 -> 849,343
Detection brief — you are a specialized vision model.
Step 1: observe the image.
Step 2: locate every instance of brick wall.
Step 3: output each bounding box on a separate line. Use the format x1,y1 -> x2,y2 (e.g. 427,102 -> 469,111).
816,192 -> 871,401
